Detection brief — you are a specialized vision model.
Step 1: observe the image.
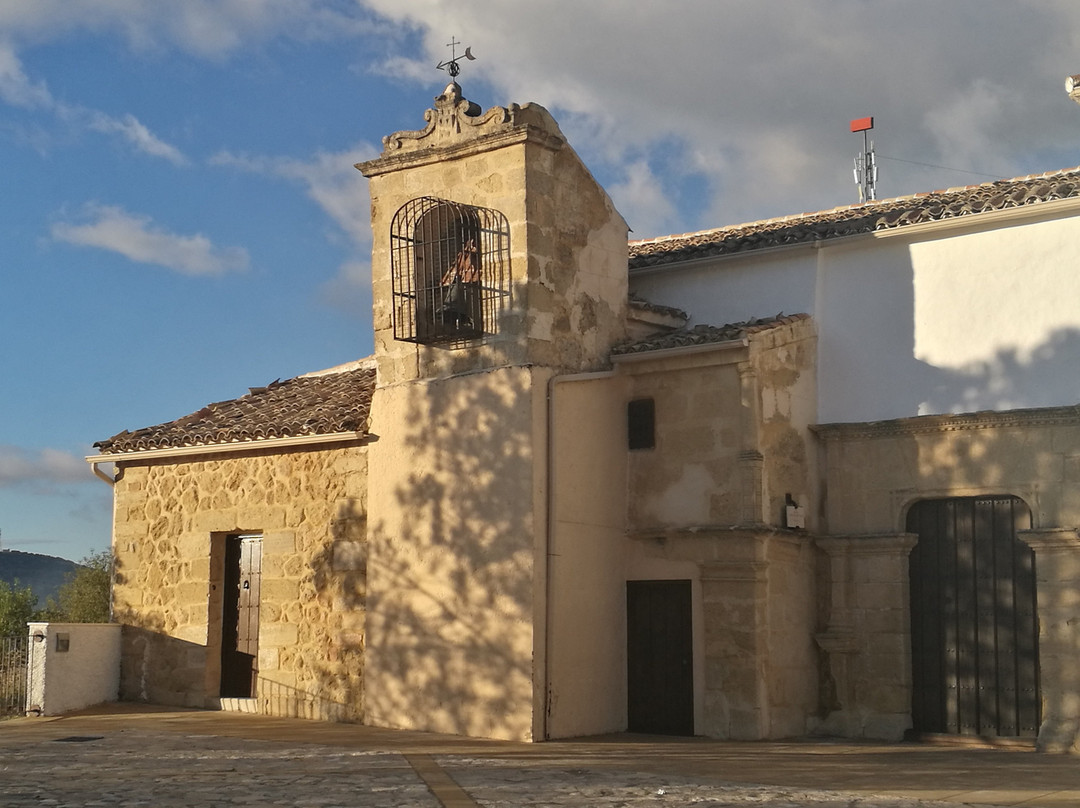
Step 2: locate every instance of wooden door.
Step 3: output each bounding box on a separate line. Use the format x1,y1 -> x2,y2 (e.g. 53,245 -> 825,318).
220,534 -> 261,698
626,579 -> 694,735
908,497 -> 1039,738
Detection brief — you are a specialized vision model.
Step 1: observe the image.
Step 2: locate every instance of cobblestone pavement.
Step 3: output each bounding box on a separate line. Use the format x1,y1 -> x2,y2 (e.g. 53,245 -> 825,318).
2,709 -> 1077,808
0,728 -> 994,808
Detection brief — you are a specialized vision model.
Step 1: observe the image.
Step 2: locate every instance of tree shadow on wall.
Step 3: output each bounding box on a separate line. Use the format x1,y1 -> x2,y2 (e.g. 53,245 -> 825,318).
907,495 -> 1039,739
918,326 -> 1080,416
301,503 -> 367,723
894,417 -> 1078,741
362,366 -> 539,740
819,406 -> 1074,743
110,496 -> 366,721
111,549 -> 220,711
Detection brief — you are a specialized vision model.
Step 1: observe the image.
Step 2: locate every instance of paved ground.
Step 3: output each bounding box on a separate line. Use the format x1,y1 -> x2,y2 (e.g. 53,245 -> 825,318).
1,706 -> 1079,807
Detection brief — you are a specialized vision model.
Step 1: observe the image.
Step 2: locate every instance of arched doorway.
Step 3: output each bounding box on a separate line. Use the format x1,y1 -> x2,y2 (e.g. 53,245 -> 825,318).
907,496 -> 1040,738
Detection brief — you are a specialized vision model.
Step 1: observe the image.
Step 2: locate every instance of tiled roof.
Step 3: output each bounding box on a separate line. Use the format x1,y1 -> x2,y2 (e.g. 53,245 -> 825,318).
95,365 -> 376,455
629,167 -> 1080,269
612,313 -> 809,356
627,293 -> 689,321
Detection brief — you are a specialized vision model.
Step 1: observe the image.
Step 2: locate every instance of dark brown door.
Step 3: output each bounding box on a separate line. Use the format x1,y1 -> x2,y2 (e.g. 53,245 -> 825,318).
908,497 -> 1039,738
627,579 -> 694,735
220,534 -> 261,698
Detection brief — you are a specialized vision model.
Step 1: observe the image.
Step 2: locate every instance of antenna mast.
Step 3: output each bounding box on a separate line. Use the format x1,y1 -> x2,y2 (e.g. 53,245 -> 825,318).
851,116 -> 877,202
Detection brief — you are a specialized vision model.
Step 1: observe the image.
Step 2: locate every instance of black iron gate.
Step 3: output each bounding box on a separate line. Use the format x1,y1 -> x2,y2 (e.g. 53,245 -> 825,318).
1,634 -> 28,717
907,496 -> 1039,738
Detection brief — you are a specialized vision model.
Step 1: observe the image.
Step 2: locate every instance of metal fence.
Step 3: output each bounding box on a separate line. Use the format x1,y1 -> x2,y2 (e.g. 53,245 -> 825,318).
0,634 -> 28,717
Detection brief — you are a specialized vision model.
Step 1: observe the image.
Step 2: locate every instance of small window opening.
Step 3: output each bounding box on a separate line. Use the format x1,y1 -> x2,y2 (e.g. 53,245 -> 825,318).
390,197 -> 511,346
628,398 -> 655,450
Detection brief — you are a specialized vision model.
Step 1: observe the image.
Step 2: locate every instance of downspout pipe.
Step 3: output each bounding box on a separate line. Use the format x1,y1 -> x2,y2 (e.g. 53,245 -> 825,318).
85,458 -> 117,623
89,459 -> 117,487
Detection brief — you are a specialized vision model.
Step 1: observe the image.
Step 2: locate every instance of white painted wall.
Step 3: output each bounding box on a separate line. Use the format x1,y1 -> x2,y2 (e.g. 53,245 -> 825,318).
546,372 -> 629,739
909,218 -> 1080,415
632,250 -> 818,331
631,209 -> 1080,423
26,623 -> 121,716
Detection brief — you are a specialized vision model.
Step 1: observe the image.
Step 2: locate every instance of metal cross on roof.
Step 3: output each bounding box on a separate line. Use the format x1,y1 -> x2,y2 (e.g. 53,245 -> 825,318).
436,37 -> 476,78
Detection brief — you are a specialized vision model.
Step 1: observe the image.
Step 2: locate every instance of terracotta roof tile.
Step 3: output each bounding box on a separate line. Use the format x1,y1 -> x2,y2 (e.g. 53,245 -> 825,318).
95,365 -> 376,455
629,167 -> 1080,269
627,292 -> 689,321
612,313 -> 809,356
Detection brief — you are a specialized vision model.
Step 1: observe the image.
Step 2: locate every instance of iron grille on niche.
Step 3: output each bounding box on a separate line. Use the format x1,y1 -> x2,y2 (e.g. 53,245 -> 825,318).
389,197 -> 511,346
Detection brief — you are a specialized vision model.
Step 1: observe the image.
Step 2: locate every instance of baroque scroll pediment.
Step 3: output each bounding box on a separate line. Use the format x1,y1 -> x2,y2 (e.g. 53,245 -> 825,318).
381,82 -> 561,154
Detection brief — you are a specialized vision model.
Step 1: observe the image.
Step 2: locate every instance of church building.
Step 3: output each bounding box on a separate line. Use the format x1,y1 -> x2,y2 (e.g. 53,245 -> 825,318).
91,77 -> 1080,752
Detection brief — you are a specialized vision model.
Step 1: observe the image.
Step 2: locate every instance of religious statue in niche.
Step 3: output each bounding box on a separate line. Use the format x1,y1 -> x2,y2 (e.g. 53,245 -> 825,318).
439,238 -> 481,333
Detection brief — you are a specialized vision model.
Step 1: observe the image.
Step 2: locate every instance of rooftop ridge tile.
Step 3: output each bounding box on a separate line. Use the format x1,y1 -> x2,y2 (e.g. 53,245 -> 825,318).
629,166 -> 1080,268
612,313 -> 810,356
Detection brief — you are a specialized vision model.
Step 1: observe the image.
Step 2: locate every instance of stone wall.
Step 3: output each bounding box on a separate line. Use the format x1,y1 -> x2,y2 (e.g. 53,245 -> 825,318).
617,319 -> 819,739
816,409 -> 1080,535
624,317 -> 816,534
814,533 -> 917,740
816,409 -> 1080,749
752,317 -> 817,531
627,359 -> 744,530
359,91 -> 628,387
356,89 -> 632,742
633,530 -> 818,740
111,443 -> 367,720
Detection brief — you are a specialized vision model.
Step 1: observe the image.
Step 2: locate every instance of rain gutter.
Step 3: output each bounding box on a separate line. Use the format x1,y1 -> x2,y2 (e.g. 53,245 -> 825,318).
86,431 -> 367,480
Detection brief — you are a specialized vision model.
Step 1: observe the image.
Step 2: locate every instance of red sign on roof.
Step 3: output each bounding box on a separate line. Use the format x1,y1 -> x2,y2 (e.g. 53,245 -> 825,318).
850,116 -> 874,133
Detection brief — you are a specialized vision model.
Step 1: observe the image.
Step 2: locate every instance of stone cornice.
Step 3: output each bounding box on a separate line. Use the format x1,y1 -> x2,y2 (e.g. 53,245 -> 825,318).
817,533 -> 919,554
816,627 -> 858,654
628,523 -> 808,542
359,127 -> 563,177
1018,527 -> 1080,551
813,405 -> 1080,441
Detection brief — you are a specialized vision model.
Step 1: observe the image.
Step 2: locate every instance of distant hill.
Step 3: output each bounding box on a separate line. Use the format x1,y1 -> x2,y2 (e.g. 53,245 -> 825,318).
0,550 -> 81,606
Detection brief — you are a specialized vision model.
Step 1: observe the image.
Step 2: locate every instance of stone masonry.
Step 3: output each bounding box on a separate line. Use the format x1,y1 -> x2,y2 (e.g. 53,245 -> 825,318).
111,444 -> 368,721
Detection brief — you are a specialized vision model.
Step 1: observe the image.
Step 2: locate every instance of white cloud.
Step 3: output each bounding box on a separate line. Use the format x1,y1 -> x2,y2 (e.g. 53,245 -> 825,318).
211,143 -> 379,247
0,41 -> 186,163
608,161 -> 679,238
0,446 -> 90,488
52,204 -> 249,276
368,55 -> 432,84
0,41 -> 52,108
357,0 -> 1080,225
7,1 -> 1080,230
924,80 -> 1014,183
319,258 -> 374,320
0,0 -> 379,58
87,111 -> 187,166
211,144 -> 379,317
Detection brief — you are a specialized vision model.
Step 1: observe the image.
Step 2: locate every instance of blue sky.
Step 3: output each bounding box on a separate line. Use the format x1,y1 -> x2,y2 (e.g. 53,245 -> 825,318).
4,1 -> 1080,563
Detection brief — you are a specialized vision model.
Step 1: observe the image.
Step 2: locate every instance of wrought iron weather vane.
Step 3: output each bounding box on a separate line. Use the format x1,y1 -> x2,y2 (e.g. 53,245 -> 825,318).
437,37 -> 476,78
